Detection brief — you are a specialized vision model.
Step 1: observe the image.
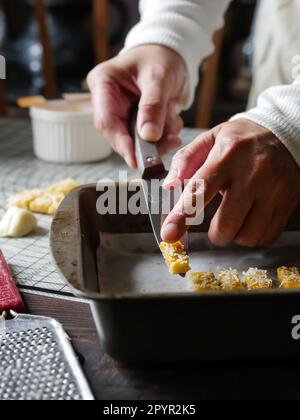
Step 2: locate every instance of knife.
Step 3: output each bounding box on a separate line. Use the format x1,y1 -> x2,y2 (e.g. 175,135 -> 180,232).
134,120 -> 189,253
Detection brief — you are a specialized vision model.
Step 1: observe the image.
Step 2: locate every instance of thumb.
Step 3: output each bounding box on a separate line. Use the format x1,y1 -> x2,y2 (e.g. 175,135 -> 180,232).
137,77 -> 171,142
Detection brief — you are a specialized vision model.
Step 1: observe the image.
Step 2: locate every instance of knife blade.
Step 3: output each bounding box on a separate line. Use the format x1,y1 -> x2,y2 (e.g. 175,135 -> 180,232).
134,121 -> 188,252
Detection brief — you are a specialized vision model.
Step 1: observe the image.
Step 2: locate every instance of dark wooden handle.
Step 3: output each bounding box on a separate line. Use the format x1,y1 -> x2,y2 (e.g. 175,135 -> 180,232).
133,118 -> 166,179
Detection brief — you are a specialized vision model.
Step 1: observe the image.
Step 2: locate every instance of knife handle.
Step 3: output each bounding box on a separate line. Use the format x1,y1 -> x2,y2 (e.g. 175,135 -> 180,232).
134,123 -> 166,179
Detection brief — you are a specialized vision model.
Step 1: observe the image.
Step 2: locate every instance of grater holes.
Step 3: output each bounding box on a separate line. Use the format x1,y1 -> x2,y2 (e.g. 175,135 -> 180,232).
0,326 -> 83,400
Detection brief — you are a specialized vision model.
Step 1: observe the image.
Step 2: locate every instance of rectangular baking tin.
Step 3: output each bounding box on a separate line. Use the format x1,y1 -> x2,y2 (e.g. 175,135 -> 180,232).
51,184 -> 300,362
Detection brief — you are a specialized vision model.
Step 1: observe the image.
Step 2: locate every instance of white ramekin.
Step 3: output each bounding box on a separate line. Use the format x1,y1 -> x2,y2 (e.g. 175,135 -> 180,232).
30,100 -> 112,164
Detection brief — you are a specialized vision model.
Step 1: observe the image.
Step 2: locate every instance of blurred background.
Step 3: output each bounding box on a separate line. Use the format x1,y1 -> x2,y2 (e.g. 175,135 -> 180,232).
0,0 -> 257,127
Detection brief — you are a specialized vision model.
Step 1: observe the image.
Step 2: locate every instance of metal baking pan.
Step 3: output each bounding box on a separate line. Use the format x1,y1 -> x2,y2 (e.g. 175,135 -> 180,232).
51,183 -> 300,362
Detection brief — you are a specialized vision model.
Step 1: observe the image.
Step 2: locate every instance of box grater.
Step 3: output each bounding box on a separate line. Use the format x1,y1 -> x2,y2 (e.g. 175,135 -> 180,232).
0,251 -> 94,401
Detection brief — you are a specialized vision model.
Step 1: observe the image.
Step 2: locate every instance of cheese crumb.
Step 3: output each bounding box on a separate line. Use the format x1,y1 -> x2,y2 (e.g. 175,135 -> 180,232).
218,269 -> 244,291
188,272 -> 221,292
277,267 -> 300,289
242,268 -> 273,290
159,241 -> 190,275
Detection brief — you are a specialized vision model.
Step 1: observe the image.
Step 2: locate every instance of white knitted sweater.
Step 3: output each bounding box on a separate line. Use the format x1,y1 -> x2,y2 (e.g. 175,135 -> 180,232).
123,0 -> 300,167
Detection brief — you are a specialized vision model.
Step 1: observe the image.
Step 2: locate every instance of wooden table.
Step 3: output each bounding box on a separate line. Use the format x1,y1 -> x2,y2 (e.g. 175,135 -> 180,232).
23,292 -> 300,400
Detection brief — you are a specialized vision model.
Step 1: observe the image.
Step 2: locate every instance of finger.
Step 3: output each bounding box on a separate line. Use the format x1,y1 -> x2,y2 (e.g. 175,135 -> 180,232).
156,109 -> 183,155
162,129 -> 217,189
90,82 -> 137,169
110,125 -> 137,169
137,77 -> 172,142
164,114 -> 184,137
234,200 -> 275,247
161,158 -> 226,243
157,135 -> 182,156
97,114 -> 137,169
208,187 -> 253,247
258,206 -> 294,246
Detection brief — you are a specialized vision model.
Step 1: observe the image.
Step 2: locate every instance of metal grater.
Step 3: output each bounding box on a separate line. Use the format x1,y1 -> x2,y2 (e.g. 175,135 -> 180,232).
0,311 -> 94,401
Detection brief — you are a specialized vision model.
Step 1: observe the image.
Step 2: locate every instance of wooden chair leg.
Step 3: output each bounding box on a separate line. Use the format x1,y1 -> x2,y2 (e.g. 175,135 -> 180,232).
93,0 -> 109,63
195,28 -> 225,128
0,80 -> 7,117
34,0 -> 58,99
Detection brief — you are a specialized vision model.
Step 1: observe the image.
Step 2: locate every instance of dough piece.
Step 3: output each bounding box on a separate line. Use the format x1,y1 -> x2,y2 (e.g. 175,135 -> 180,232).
242,268 -> 273,290
188,272 -> 221,292
7,178 -> 77,215
0,207 -> 37,238
277,267 -> 300,289
159,241 -> 190,275
218,269 -> 244,291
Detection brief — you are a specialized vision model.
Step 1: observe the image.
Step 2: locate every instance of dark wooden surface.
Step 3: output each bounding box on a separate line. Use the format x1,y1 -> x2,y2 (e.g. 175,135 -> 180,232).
22,292 -> 300,401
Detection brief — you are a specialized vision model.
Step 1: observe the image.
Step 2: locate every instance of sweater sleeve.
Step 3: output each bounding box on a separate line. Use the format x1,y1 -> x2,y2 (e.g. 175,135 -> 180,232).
122,0 -> 231,109
232,77 -> 300,167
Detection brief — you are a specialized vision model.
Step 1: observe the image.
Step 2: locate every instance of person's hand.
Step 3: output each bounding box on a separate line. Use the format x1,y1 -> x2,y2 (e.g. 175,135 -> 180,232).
161,119 -> 300,247
87,45 -> 187,169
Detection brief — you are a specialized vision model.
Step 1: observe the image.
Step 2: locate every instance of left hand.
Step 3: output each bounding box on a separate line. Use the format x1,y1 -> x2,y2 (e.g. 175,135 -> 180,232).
87,45 -> 186,168
161,119 -> 300,247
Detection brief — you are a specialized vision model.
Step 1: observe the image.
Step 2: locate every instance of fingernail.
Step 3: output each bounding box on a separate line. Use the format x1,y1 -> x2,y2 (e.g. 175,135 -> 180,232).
161,223 -> 180,242
162,169 -> 179,189
140,123 -> 161,142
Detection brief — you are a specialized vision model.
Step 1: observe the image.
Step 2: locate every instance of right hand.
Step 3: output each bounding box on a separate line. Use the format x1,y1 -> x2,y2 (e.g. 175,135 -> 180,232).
87,45 -> 187,169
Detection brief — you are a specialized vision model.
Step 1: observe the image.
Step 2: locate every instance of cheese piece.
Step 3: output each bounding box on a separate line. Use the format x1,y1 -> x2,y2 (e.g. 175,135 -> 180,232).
159,241 -> 190,275
277,267 -> 300,289
218,269 -> 244,291
48,193 -> 66,214
7,178 -> 77,215
188,272 -> 221,292
7,189 -> 42,209
29,195 -> 53,214
45,179 -> 78,196
0,207 -> 37,238
242,268 -> 273,290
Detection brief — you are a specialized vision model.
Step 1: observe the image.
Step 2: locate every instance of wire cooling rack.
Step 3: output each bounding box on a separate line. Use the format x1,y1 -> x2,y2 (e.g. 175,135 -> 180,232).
0,118 -> 202,298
